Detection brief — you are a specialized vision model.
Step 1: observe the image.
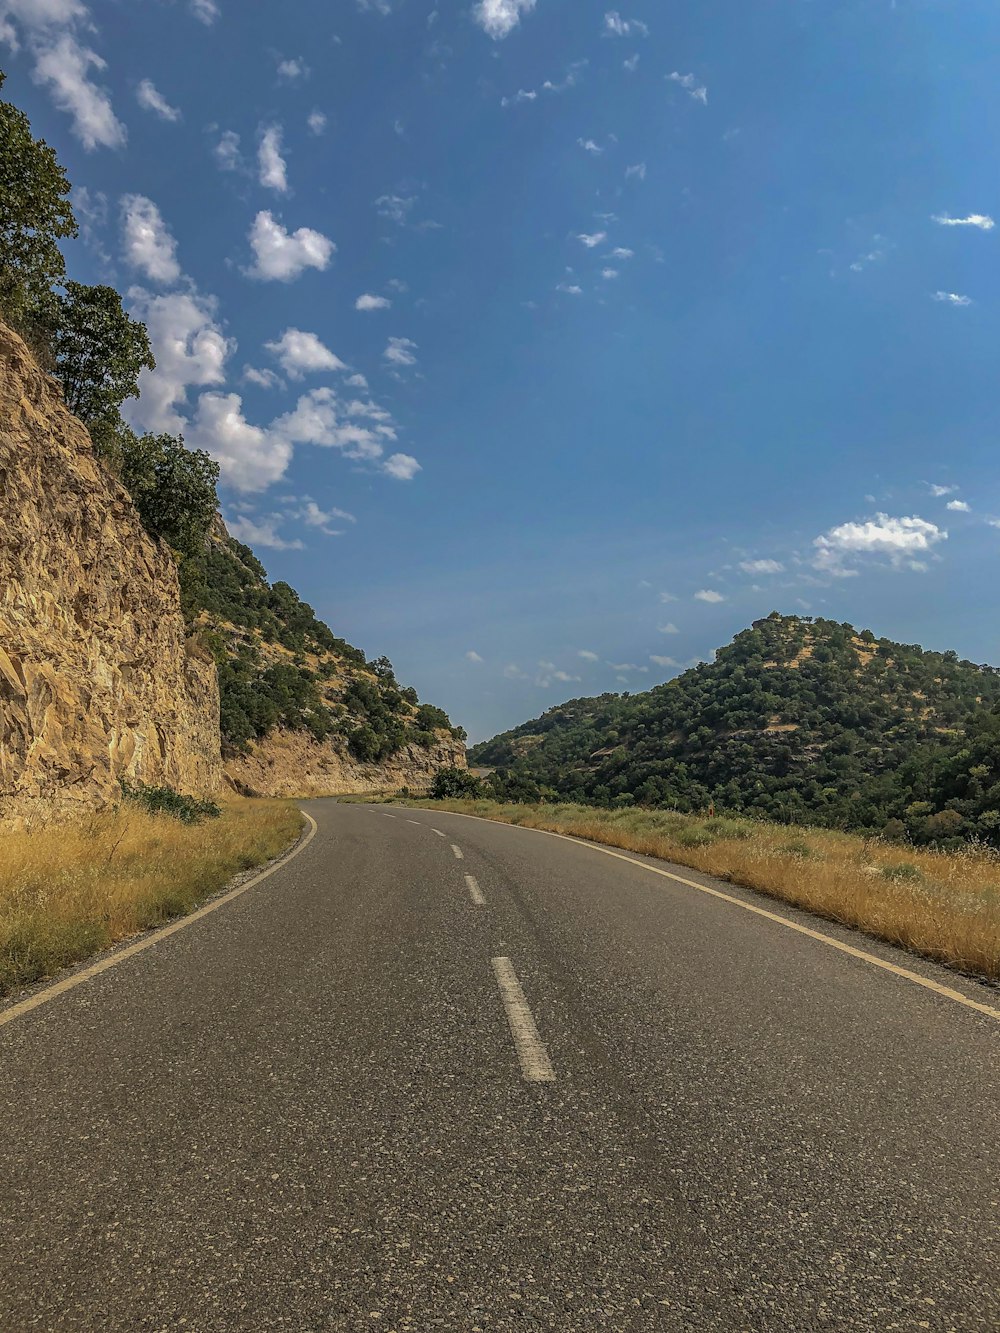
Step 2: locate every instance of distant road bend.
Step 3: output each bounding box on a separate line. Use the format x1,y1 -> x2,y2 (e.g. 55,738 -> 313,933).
0,800 -> 997,1330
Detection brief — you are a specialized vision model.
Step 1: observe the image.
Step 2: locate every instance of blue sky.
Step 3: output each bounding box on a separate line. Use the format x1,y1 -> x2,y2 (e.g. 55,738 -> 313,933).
3,0 -> 1000,741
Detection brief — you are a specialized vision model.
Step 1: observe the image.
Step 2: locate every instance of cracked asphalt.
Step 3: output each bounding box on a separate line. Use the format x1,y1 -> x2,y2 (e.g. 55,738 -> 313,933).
0,799 -> 997,1331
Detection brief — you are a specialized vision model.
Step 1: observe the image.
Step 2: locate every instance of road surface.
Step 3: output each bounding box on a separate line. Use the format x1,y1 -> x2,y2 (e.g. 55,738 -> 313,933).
0,799 -> 997,1331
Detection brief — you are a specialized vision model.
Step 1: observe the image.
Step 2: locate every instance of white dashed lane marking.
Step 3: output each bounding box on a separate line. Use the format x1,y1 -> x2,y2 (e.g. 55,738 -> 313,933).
432,829 -> 446,838
451,845 -> 464,860
465,875 -> 485,906
491,957 -> 555,1083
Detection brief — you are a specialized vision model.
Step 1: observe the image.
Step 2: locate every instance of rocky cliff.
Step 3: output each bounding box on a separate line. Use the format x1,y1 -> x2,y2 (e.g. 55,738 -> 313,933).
0,322 -> 221,822
224,729 -> 467,798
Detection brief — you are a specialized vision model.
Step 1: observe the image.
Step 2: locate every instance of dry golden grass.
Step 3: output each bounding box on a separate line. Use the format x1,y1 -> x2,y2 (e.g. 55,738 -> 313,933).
403,799 -> 1000,982
0,799 -> 303,997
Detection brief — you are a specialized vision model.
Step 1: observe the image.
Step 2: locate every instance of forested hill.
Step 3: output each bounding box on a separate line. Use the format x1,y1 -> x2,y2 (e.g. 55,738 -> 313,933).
470,613 -> 1000,843
180,519 -> 464,763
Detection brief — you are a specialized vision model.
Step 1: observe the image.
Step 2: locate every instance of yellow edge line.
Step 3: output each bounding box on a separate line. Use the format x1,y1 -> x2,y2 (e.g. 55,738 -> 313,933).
407,807 -> 1000,1023
0,811 -> 319,1031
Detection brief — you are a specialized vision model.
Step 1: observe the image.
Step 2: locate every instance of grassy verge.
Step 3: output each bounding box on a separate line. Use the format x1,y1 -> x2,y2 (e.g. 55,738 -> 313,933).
399,798 -> 1000,983
0,798 -> 303,997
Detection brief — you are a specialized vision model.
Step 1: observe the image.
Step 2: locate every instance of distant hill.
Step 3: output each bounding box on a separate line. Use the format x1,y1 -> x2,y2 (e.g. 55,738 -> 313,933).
470,613 -> 1000,843
179,520 -> 466,785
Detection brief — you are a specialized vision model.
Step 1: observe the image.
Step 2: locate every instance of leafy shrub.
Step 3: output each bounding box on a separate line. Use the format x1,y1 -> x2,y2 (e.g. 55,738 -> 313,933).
120,779 -> 221,824
431,767 -> 485,799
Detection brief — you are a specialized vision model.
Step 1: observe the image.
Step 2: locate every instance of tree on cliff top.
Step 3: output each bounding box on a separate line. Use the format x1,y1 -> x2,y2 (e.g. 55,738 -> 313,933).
0,71 -> 77,329
119,430 -> 220,561
52,282 -> 155,460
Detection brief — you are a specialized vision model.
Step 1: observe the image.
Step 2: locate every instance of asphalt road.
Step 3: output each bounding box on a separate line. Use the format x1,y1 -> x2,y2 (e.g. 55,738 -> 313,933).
1,800 -> 997,1332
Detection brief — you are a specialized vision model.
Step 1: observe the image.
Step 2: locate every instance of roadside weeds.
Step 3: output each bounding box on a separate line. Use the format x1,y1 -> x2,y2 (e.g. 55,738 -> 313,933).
0,799 -> 303,997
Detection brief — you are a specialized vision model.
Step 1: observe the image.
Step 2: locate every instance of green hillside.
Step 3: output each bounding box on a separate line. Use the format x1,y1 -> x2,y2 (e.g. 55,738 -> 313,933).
470,613 -> 1000,843
180,523 -> 463,761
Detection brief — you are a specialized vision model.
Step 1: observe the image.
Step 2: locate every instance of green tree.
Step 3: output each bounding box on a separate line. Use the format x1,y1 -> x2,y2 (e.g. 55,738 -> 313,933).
119,430 -> 220,559
52,282 -> 155,461
0,71 -> 77,329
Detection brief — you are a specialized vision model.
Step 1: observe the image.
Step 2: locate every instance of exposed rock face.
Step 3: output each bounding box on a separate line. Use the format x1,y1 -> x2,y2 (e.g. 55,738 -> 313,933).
224,729 -> 467,798
0,322 -> 222,822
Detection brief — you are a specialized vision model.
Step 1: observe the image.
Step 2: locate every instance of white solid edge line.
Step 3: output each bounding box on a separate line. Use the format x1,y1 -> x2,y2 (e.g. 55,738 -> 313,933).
0,812 -> 320,1031
465,874 -> 486,906
451,844 -> 464,860
413,809 -> 1000,1024
491,956 -> 555,1082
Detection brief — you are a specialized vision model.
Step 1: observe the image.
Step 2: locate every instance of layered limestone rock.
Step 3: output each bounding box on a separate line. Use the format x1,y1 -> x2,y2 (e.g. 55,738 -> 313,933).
224,729 -> 467,798
0,322 -> 222,822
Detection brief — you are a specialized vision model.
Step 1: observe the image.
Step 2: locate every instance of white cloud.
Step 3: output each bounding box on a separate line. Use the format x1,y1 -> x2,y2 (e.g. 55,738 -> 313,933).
601,267 -> 619,280
247,211 -> 335,281
557,282 -> 583,295
189,392 -> 293,492
121,194 -> 180,285
125,286 -> 232,433
375,193 -> 415,225
694,589 -> 725,603
466,650 -> 484,663
946,499 -> 971,512
473,0 -> 536,40
552,670 -> 580,683
813,512 -> 946,576
213,130 -> 242,171
356,293 -> 391,310
603,11 -> 648,37
623,53 -> 639,72
659,590 -> 677,603
346,372 -> 369,389
933,291 -> 972,306
226,514 -> 303,550
32,32 -> 126,149
739,558 -> 784,575
609,247 -> 634,260
264,327 -> 346,379
272,387 -> 393,462
501,88 -> 538,106
276,57 -> 308,81
929,483 -> 957,497
258,126 -> 288,193
382,452 -> 421,480
307,109 -> 327,135
625,162 -> 646,180
299,499 -> 355,534
136,78 -> 179,121
932,213 -> 994,231
189,0 -> 219,23
658,622 -> 679,634
578,138 -> 604,155
503,663 -> 527,679
384,336 -> 418,367
243,365 -> 283,390
667,70 -> 708,104
577,231 -> 607,248
578,649 -> 599,661
650,655 -> 679,668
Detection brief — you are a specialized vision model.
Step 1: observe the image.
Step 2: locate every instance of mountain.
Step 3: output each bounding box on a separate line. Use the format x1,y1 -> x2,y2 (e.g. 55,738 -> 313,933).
180,521 -> 466,798
0,318 -> 464,818
470,612 -> 1000,842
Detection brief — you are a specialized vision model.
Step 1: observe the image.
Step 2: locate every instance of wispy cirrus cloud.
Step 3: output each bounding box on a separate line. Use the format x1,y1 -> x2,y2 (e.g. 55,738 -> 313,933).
667,70 -> 708,104
136,78 -> 180,121
932,290 -> 972,306
932,213 -> 994,231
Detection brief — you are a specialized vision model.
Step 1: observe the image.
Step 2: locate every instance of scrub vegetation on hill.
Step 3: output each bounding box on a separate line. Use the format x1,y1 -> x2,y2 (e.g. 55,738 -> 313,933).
470,613 -> 1000,846
0,70 -> 461,765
